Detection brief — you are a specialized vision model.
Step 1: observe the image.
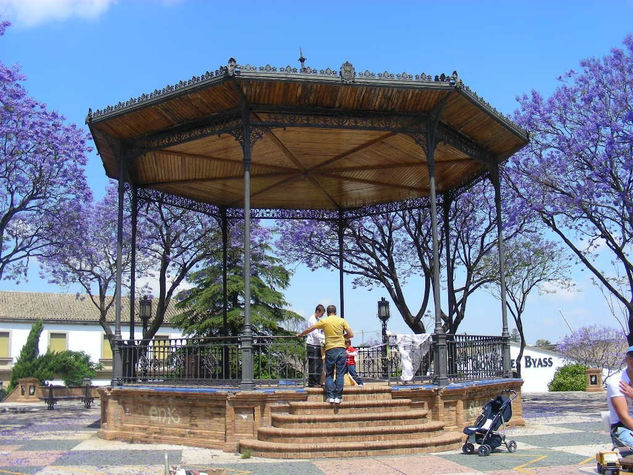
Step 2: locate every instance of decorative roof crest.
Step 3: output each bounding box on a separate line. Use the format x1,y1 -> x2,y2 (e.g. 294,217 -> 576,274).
340,61 -> 356,83
87,58 -> 524,138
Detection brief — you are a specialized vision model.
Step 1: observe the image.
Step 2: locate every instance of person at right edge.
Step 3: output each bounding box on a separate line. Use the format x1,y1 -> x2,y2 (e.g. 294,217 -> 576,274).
607,345 -> 633,452
297,304 -> 353,404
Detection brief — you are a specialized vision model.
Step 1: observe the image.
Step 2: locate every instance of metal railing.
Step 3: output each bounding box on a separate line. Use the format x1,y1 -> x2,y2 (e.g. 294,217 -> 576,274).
114,333 -> 506,387
446,334 -> 506,381
117,335 -> 307,386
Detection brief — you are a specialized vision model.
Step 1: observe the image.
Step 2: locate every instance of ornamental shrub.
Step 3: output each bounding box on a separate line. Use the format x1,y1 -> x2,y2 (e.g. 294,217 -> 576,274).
33,351 -> 99,386
8,320 -> 43,392
548,363 -> 588,391
9,320 -> 99,390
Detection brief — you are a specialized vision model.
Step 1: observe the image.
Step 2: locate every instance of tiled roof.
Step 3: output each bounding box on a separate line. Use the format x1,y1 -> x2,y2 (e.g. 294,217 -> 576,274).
0,291 -> 181,324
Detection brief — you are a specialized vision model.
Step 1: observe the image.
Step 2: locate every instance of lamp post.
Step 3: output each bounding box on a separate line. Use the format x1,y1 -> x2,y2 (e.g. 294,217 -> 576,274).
377,297 -> 390,345
377,297 -> 390,379
139,295 -> 152,340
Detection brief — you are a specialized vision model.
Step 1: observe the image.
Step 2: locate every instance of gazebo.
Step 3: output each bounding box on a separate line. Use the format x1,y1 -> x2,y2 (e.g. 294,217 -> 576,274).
87,58 -> 529,455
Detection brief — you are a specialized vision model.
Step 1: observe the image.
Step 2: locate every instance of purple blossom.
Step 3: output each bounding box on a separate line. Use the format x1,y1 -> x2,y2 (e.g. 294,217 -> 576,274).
0,23 -> 91,282
508,34 -> 633,342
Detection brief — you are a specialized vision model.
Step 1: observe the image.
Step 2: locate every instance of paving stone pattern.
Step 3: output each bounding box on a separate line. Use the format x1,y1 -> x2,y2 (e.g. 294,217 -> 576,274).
0,393 -> 615,474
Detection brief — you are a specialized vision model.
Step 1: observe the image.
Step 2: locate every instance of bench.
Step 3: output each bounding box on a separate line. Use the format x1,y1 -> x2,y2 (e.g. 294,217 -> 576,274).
40,383 -> 95,410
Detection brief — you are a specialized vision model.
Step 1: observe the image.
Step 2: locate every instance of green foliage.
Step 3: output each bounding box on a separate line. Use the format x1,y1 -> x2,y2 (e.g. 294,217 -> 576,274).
174,235 -> 303,337
548,363 -> 588,391
241,448 -> 252,459
18,319 -> 43,362
9,320 -> 98,391
535,339 -> 552,347
8,320 -> 43,391
12,350 -> 99,388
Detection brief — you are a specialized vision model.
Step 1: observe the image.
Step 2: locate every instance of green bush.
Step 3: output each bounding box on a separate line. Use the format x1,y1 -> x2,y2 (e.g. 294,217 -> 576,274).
8,320 -> 43,392
9,321 -> 99,390
11,350 -> 99,387
548,363 -> 588,391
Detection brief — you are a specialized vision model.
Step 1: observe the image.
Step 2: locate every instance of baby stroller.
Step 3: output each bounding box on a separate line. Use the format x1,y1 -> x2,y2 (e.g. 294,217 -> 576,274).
462,389 -> 518,456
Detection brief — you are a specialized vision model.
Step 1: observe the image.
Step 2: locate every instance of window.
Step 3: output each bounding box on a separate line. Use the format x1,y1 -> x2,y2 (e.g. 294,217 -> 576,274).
0,332 -> 9,358
49,332 -> 67,353
152,335 -> 170,361
101,334 -> 113,359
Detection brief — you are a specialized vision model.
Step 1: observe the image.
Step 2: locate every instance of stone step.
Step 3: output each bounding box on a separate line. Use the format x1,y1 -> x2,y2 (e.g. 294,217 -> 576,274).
305,385 -> 393,402
288,398 -> 413,415
239,431 -> 464,459
257,420 -> 446,443
271,408 -> 429,429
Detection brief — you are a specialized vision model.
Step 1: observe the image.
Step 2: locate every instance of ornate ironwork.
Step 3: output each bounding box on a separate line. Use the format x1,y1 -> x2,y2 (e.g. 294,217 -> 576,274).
139,112 -> 243,150
136,187 -> 433,221
88,72 -> 226,122
228,125 -> 268,148
260,109 -> 425,133
436,123 -> 487,162
456,82 -> 528,140
88,58 -> 519,131
137,188 -> 222,219
446,334 -> 505,381
116,333 -> 506,387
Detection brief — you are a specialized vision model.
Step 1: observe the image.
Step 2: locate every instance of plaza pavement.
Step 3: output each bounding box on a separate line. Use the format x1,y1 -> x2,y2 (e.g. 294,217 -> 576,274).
0,391 -> 615,474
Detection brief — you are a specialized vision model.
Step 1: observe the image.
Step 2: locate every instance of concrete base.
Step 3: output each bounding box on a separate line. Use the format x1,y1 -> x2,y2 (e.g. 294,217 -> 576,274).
98,379 -> 524,455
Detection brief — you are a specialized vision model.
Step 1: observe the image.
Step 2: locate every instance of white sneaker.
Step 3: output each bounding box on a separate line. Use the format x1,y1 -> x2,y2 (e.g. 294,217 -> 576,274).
326,398 -> 335,403
333,398 -> 341,404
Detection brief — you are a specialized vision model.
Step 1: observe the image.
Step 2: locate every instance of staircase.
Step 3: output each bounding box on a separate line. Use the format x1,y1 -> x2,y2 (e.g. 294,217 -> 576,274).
238,385 -> 463,458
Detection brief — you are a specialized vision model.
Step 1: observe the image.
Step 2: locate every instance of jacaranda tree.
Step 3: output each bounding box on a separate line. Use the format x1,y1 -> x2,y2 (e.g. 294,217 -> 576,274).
0,21 -> 91,281
276,177 -> 528,334
40,184 -> 135,345
135,193 -> 227,341
508,34 -> 633,343
481,233 -> 573,377
557,325 -> 628,381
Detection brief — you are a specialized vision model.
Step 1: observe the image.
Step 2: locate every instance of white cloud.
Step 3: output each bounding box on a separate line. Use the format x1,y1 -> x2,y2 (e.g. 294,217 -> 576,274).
539,279 -> 578,301
0,0 -> 116,28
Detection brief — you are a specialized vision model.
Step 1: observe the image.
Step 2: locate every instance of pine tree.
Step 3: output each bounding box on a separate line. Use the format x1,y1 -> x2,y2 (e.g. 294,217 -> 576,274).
8,319 -> 43,391
174,231 -> 302,337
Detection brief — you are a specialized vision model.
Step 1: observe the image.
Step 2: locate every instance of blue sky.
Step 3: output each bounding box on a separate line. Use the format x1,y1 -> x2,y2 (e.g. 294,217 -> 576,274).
1,0 -> 632,344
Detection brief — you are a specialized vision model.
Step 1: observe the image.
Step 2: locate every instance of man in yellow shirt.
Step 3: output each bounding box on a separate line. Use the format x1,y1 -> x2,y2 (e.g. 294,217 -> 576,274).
297,304 -> 354,404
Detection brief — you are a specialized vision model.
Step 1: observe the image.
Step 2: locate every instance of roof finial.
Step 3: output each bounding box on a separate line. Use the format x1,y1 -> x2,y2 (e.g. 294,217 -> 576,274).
226,57 -> 237,76
298,48 -> 306,72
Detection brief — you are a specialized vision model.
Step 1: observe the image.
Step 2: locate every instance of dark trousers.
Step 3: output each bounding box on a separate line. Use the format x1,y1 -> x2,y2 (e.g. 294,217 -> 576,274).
325,347 -> 347,399
307,344 -> 322,387
346,364 -> 363,385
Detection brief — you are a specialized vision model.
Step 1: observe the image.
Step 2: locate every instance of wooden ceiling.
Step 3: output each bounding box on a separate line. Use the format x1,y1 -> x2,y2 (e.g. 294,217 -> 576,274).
88,62 -> 528,211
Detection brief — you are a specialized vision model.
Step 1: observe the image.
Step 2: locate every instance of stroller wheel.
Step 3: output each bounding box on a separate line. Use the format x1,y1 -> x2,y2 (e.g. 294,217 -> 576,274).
507,440 -> 517,453
478,444 -> 491,456
462,443 -> 475,454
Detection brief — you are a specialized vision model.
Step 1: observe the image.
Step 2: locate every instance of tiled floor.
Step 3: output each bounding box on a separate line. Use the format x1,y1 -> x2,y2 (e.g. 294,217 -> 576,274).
0,394 -> 613,474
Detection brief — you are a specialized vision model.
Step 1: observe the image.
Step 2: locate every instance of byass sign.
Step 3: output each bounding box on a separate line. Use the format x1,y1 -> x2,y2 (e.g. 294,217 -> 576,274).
511,355 -> 554,369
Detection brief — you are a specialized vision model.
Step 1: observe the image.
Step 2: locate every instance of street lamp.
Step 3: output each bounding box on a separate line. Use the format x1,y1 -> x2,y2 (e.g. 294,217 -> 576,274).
377,297 -> 390,379
139,295 -> 153,339
377,297 -> 390,345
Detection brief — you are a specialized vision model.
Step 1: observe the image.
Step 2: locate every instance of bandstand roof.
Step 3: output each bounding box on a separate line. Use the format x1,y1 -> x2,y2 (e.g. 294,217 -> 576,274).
87,60 -> 528,212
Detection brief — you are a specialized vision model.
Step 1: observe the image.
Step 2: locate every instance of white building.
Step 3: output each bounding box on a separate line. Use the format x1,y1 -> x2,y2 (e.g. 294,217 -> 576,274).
510,341 -> 574,392
0,291 -> 183,386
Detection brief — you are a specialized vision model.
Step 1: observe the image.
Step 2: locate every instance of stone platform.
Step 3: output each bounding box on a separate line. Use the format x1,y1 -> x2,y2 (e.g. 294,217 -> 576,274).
98,379 -> 523,458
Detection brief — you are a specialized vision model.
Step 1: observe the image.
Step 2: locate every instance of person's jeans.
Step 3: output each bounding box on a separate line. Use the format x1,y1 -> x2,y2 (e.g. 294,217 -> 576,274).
613,425 -> 633,452
346,364 -> 363,385
324,347 -> 347,399
307,344 -> 322,387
